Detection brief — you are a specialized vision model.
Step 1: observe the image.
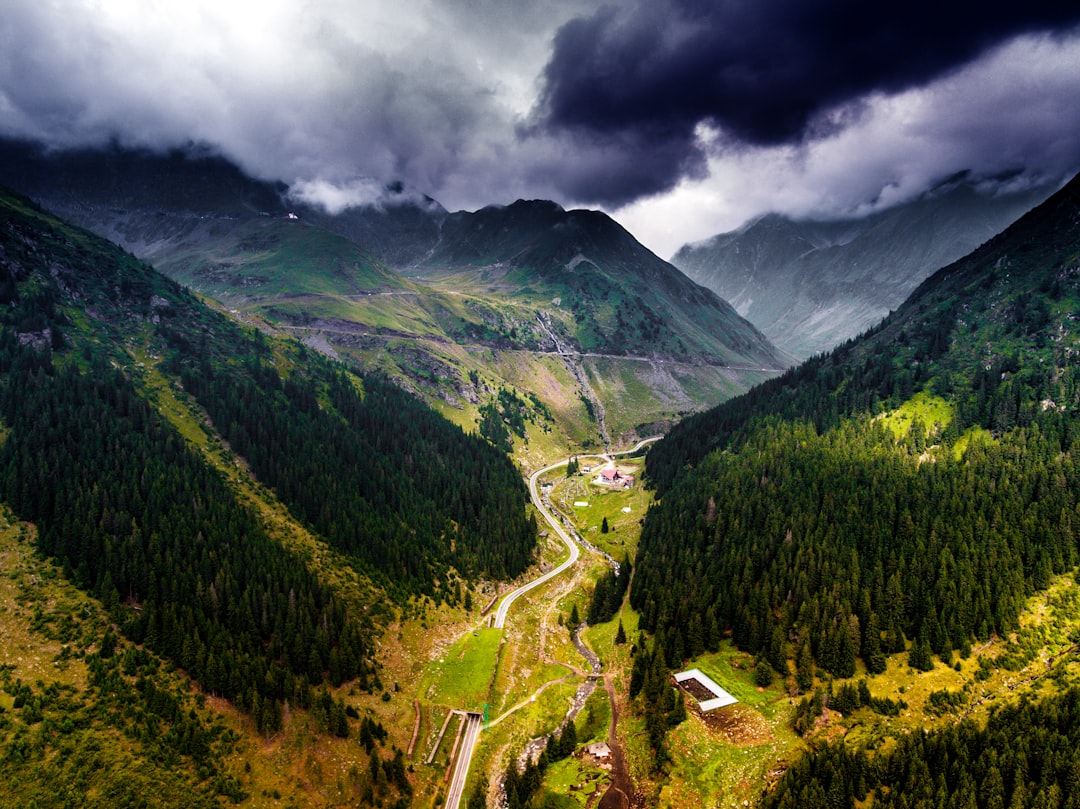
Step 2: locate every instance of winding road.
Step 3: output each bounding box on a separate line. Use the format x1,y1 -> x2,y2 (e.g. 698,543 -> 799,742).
492,461 -> 582,629
494,436 -> 661,628
444,436 -> 661,809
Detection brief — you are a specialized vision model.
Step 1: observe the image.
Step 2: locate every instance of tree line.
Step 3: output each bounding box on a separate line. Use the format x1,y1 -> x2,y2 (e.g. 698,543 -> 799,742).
0,189 -> 536,741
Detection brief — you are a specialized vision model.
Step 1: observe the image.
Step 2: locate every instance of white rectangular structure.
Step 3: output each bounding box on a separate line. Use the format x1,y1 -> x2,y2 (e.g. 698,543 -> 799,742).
674,668 -> 738,710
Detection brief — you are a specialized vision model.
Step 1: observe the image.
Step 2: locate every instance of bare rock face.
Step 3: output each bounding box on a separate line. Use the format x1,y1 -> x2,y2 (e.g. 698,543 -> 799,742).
16,328 -> 52,352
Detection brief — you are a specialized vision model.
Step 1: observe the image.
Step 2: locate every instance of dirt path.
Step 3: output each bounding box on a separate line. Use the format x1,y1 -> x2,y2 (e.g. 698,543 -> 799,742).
577,632 -> 639,809
407,698 -> 421,756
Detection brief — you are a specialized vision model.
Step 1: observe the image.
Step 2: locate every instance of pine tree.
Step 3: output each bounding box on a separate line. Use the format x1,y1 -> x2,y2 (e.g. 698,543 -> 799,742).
467,774 -> 489,809
796,642 -> 815,693
615,620 -> 627,645
909,635 -> 935,672
755,656 -> 774,688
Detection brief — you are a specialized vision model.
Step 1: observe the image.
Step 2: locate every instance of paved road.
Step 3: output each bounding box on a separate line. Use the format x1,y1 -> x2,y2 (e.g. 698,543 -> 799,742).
493,436 -> 662,630
446,435 -> 662,809
493,460 -> 582,628
444,712 -> 482,809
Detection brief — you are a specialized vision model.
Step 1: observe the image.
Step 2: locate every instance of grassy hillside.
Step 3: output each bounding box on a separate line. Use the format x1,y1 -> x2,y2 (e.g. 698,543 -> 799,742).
418,199 -> 787,367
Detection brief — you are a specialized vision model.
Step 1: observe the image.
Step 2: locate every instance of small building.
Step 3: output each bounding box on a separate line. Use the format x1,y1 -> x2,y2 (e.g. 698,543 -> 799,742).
596,467 -> 634,489
585,742 -> 611,759
674,668 -> 738,711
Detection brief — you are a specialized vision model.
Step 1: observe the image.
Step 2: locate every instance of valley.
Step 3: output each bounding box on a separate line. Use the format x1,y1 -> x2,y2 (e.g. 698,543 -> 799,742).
5,2 -> 1080,807
2,150 -> 1080,809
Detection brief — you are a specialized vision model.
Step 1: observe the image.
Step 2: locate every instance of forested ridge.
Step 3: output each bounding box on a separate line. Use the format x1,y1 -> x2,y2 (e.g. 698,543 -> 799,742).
645,175 -> 1080,496
175,357 -> 536,591
765,688 -> 1080,809
0,188 -> 535,735
630,175 -> 1080,773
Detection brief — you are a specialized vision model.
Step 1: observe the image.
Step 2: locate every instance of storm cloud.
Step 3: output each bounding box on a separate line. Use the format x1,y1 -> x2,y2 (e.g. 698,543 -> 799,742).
2,1 -> 1080,256
535,0 -> 1080,205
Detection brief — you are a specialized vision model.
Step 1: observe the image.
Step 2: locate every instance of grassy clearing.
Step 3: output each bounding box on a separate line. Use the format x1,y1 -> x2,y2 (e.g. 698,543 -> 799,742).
539,756 -> 611,807
0,512 -> 91,692
952,424 -> 996,459
877,390 -> 954,440
548,458 -> 652,560
418,628 -> 503,711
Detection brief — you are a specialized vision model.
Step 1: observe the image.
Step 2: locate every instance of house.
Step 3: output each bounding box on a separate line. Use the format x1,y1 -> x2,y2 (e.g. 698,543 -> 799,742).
597,467 -> 635,489
585,742 -> 611,760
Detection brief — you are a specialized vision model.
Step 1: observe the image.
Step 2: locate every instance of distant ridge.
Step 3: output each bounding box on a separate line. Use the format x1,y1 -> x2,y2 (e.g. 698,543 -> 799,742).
672,176 -> 1056,359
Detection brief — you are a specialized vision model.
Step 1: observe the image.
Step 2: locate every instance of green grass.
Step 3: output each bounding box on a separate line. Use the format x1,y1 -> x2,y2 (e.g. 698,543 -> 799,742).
952,425 -> 995,459
537,757 -> 610,808
419,627 -> 503,711
577,688 -> 611,745
548,460 -> 651,559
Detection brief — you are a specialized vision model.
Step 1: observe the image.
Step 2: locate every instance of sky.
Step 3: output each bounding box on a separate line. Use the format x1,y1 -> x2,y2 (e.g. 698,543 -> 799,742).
3,1 -> 1080,258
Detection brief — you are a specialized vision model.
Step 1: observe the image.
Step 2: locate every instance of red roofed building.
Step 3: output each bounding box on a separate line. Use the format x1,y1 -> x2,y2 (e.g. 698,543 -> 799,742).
597,467 -> 634,489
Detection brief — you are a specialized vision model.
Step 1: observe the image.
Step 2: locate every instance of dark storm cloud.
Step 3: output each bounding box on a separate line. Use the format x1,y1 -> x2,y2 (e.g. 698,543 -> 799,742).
535,0 -> 1080,205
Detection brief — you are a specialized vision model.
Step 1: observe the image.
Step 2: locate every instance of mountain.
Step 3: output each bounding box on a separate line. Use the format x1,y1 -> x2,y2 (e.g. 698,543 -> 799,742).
0,140 -> 791,454
0,185 -> 535,803
414,198 -> 788,365
630,172 -> 1080,773
671,176 -> 1056,359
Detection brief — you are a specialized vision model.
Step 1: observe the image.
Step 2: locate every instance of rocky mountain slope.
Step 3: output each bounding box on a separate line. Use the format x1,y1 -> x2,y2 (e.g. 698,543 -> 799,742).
672,176 -> 1055,359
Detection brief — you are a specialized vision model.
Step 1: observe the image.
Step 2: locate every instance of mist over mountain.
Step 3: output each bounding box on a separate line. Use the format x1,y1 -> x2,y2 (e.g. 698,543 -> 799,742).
672,176 -> 1057,359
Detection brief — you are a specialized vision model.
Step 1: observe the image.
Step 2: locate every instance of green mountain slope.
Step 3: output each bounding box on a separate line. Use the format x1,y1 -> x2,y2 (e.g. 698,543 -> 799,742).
0,187 -> 533,754
611,173 -> 1080,809
0,140 -> 790,454
419,199 -> 787,367
629,173 -> 1080,763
